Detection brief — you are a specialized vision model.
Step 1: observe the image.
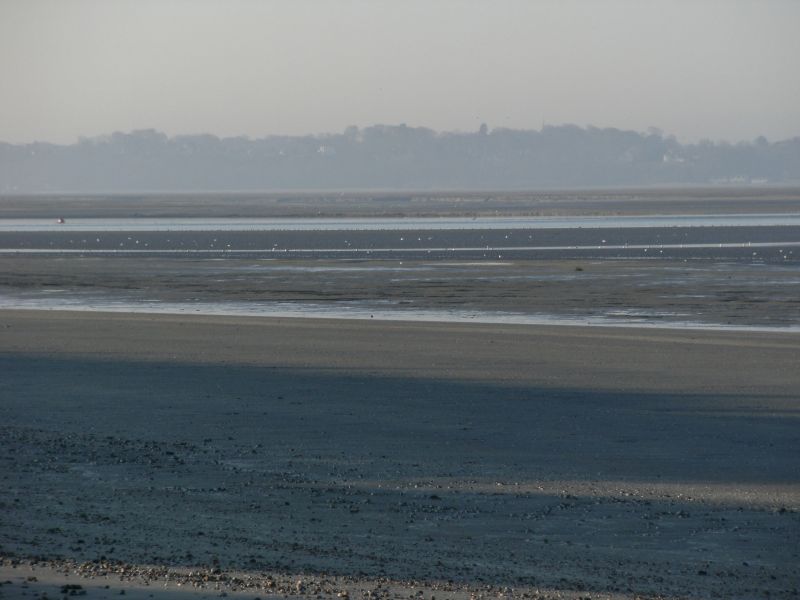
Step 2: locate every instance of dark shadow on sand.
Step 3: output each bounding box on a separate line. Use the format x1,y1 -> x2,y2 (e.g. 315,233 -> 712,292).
2,354 -> 799,594
2,353 -> 798,485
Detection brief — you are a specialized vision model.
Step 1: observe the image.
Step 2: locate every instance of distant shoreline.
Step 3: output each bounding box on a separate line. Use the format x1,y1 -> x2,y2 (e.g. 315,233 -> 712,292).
2,186 -> 800,219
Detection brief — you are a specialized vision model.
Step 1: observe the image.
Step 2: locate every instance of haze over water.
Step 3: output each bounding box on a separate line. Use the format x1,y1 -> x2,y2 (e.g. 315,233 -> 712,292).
2,2 -> 799,145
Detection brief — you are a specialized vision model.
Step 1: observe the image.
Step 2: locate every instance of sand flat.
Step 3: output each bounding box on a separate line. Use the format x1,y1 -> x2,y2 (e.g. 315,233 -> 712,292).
2,308 -> 800,388
1,309 -> 799,599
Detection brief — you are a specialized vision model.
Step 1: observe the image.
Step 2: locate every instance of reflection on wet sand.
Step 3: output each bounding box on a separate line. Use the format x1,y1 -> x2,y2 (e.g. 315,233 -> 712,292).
1,256 -> 798,330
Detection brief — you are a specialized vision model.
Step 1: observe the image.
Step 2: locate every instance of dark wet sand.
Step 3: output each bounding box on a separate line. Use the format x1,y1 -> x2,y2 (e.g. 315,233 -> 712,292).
1,310 -> 799,599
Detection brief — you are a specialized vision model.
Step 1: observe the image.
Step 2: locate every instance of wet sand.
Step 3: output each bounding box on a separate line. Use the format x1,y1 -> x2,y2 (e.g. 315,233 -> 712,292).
1,310 -> 799,599
3,187 -> 800,219
2,256 -> 800,329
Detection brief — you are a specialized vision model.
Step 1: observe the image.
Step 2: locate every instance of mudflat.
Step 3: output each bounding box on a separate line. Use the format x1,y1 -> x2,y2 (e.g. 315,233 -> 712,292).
3,187 -> 800,219
3,256 -> 800,329
1,310 -> 799,599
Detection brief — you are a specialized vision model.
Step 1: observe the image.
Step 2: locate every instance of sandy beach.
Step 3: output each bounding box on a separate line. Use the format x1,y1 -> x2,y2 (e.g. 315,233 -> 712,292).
1,309 -> 798,599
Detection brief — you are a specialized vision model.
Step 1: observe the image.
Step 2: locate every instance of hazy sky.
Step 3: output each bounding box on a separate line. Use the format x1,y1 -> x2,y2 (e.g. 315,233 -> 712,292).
1,0 -> 799,144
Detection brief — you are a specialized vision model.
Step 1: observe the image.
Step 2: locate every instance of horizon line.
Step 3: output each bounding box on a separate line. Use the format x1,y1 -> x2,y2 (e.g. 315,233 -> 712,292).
3,122 -> 797,147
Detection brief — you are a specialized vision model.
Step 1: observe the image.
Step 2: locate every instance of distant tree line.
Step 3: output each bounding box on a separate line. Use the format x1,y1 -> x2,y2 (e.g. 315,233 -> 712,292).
1,124 -> 798,192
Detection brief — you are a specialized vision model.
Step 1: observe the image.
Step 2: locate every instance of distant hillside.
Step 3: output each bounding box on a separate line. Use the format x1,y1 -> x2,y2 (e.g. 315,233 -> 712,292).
2,124 -> 799,192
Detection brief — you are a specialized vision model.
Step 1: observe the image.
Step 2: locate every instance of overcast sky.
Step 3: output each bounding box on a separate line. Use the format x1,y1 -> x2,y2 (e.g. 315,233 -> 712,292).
1,0 -> 799,145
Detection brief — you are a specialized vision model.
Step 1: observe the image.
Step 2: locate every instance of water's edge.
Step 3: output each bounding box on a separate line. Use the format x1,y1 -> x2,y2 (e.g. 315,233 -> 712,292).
2,298 -> 798,333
